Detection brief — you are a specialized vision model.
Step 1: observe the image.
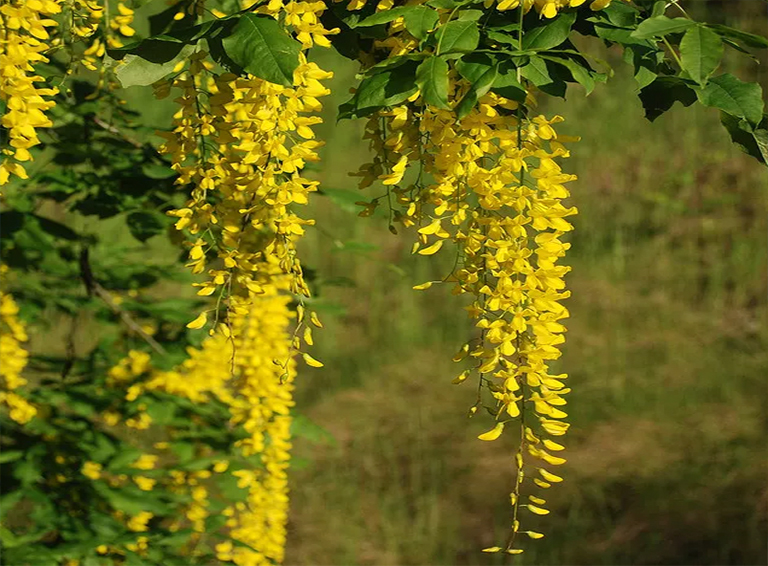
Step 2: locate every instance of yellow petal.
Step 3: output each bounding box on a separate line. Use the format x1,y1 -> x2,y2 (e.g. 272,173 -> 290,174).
506,549 -> 524,555
302,353 -> 324,368
527,504 -> 550,515
543,439 -> 565,451
539,468 -> 563,483
417,240 -> 443,255
186,312 -> 207,329
527,531 -> 545,539
309,311 -> 323,328
478,422 -> 504,441
303,327 -> 314,346
412,281 -> 433,290
482,547 -> 502,553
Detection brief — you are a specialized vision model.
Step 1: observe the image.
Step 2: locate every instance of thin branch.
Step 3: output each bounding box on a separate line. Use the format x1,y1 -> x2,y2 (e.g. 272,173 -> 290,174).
79,247 -> 168,355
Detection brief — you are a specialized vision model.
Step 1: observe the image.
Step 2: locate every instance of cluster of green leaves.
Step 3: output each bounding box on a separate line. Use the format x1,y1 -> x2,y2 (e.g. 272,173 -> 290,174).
108,1 -> 306,88
320,0 -> 767,164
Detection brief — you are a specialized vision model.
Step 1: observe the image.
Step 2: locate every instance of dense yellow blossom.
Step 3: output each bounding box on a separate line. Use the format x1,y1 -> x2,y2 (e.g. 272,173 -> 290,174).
0,265 -> 35,424
354,61 -> 578,550
0,0 -> 62,186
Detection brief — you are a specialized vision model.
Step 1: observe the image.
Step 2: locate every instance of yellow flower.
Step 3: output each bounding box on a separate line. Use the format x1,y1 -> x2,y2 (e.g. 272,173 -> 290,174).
81,461 -> 102,480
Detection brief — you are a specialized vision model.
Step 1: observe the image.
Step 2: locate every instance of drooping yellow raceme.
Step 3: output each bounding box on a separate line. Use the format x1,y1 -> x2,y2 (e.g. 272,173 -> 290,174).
115,272 -> 298,564
0,265 -> 36,424
354,72 -> 577,552
0,0 -> 62,186
157,2 -> 336,360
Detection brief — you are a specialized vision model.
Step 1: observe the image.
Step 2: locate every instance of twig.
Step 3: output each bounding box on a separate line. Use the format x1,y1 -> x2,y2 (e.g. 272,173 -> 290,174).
79,247 -> 168,355
91,115 -> 144,149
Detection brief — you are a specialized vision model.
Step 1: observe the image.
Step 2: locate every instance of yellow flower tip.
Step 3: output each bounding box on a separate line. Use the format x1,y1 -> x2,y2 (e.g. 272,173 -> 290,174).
506,549 -> 524,555
309,311 -> 323,328
527,504 -> 550,515
417,240 -> 443,255
452,370 -> 470,384
186,312 -> 208,329
527,531 -> 545,539
478,422 -> 504,441
302,353 -> 324,368
412,281 -> 433,290
482,546 -> 503,553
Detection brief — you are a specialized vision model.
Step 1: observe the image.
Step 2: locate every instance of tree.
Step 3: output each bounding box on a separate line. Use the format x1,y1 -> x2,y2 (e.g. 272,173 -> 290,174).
1,0 -> 765,564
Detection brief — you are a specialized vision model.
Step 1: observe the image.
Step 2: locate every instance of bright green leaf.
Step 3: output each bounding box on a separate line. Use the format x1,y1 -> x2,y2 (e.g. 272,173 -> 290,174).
222,13 -> 301,87
631,16 -> 696,39
679,25 -> 723,84
696,73 -> 764,126
403,5 -> 440,40
522,12 -> 576,51
416,56 -> 450,109
434,20 -> 479,55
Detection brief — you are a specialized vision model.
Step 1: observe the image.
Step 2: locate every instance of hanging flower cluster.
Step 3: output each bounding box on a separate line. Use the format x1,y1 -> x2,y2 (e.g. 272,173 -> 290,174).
0,265 -> 36,424
354,64 -> 577,549
0,0 -> 62,186
108,270 -> 301,564
158,2 -> 336,355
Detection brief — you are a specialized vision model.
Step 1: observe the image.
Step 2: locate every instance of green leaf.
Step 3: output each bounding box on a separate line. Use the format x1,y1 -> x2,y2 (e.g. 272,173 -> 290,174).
631,16 -> 696,39
542,55 -> 596,95
493,62 -> 526,102
706,24 -> 768,50
522,12 -> 576,51
434,20 -> 479,55
416,56 -> 450,109
0,450 -> 23,464
455,62 -> 498,119
638,76 -> 697,121
340,61 -> 419,118
115,44 -> 195,88
696,73 -> 765,126
403,6 -> 439,40
222,13 -> 301,87
521,55 -> 552,86
354,6 -> 415,27
291,414 -> 335,445
679,25 -> 723,85
126,210 -> 167,243
720,113 -> 768,166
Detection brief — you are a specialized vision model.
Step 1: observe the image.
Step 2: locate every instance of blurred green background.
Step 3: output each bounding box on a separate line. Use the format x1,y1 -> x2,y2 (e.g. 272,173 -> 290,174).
280,3 -> 768,565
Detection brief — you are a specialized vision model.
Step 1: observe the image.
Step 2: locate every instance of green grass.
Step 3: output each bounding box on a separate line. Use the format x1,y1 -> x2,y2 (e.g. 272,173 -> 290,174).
284,12 -> 768,566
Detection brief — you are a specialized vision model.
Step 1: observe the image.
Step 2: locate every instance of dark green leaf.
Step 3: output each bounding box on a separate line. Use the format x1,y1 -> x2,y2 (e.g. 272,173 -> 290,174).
720,113 -> 768,166
416,56 -> 450,109
455,62 -> 498,119
403,6 -> 439,40
679,25 -> 723,84
638,76 -> 697,121
340,61 -> 419,118
354,6 -> 415,27
631,16 -> 696,39
706,24 -> 768,50
126,210 -> 167,243
696,73 -> 764,126
542,55 -> 596,94
522,12 -> 576,51
222,13 -> 301,87
148,0 -> 196,36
